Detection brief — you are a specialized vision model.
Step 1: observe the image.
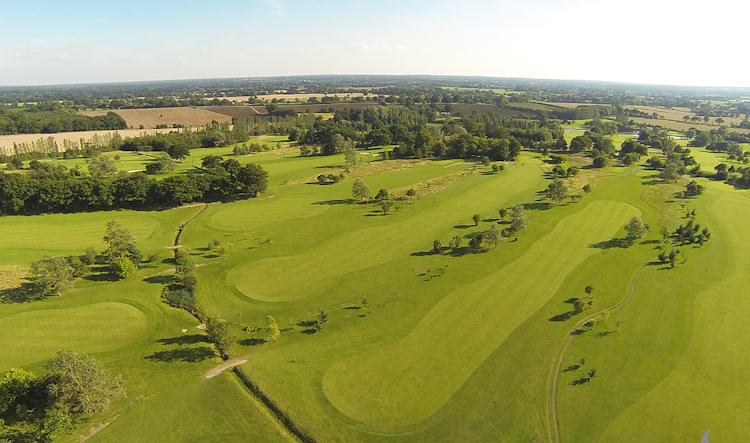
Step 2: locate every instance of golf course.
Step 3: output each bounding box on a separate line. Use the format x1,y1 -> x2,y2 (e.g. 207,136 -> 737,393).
2,111 -> 748,442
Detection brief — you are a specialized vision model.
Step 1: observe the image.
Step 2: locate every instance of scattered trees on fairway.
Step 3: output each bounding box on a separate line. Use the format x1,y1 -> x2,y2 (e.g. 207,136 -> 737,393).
624,216 -> 649,243
103,221 -> 141,275
472,214 -> 481,226
30,257 -> 75,296
87,156 -> 118,177
509,205 -> 528,233
266,316 -> 280,342
684,180 -> 704,197
352,179 -> 370,201
432,240 -> 442,254
545,179 -> 568,205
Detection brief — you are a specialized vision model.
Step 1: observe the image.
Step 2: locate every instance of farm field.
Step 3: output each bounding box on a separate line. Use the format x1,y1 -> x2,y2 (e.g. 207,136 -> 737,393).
3,120 -> 749,442
80,107 -> 232,129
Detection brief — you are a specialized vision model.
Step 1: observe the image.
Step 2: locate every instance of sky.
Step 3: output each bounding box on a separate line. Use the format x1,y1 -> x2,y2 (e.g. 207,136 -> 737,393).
1,0 -> 748,87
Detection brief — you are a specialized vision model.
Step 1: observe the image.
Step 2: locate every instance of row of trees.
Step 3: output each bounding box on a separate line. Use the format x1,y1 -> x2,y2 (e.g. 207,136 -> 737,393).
0,108 -> 126,135
0,157 -> 267,215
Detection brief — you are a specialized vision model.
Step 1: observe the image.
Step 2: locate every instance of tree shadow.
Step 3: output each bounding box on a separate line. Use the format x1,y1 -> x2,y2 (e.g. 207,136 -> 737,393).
144,346 -> 214,362
313,199 -> 356,205
300,328 -> 318,334
571,377 -> 592,385
143,274 -> 177,284
82,272 -> 119,282
548,298 -> 583,322
0,283 -> 43,304
238,338 -> 266,346
482,218 -> 499,223
589,237 -> 630,249
155,334 -> 207,345
523,202 -> 552,211
562,364 -> 581,373
453,224 -> 473,229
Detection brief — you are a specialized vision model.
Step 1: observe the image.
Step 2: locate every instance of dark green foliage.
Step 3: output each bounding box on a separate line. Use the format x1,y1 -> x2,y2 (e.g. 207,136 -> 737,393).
30,257 -> 75,296
0,107 -> 126,135
684,180 -> 704,197
0,159 -> 268,215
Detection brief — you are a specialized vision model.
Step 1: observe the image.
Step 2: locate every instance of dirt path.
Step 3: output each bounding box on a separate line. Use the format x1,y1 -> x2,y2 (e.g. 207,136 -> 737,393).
624,166 -> 641,176
79,415 -> 119,441
205,356 -> 248,378
545,265 -> 645,443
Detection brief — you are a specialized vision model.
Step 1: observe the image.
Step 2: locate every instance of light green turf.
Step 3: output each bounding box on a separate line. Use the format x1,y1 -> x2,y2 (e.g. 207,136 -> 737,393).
0,302 -> 148,371
3,143 -> 749,442
322,200 -> 638,430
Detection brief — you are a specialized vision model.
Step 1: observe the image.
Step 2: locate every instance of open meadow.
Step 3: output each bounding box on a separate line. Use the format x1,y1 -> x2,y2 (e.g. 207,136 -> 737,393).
3,117 -> 750,442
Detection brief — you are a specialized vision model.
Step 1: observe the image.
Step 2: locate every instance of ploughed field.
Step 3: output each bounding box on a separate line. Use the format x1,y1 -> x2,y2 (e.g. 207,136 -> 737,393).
1,136 -> 748,441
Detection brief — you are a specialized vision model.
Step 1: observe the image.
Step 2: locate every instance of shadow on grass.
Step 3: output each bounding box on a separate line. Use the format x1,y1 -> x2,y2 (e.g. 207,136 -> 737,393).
144,346 -> 214,362
589,237 -> 630,249
0,283 -> 44,304
143,274 -> 176,285
82,272 -> 119,282
238,338 -> 266,346
156,334 -> 207,345
523,202 -> 552,211
313,198 -> 356,205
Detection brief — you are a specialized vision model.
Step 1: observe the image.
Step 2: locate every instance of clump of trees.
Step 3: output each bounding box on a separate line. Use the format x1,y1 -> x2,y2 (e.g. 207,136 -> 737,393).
624,216 -> 649,244
0,158 -> 268,215
0,350 -> 125,442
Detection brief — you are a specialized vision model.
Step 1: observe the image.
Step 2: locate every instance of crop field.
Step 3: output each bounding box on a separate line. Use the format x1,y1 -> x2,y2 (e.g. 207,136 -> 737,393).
80,107 -> 232,129
2,122 -> 750,441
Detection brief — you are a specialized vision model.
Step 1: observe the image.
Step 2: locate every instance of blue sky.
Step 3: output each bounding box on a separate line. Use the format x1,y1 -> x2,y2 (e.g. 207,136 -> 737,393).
1,0 -> 748,87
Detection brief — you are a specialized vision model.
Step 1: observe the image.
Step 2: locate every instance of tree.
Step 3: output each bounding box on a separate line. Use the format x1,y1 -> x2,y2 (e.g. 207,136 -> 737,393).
6,156 -> 23,170
110,256 -> 136,279
469,235 -> 483,252
0,368 -> 38,415
380,200 -> 394,215
624,216 -> 649,242
432,240 -> 442,254
592,155 -> 608,168
174,249 -> 194,278
374,188 -> 390,202
498,208 -> 508,219
659,160 -> 684,182
685,180 -> 704,197
405,188 -> 416,198
103,221 -> 141,264
344,145 -> 360,171
88,156 -> 118,177
31,257 -> 75,296
167,145 -> 190,160
352,179 -> 370,201
266,315 -> 280,342
509,205 -> 528,233
449,235 -> 462,249
472,214 -> 481,226
582,184 -> 592,193
569,135 -> 593,152
484,224 -> 503,248
544,179 -> 568,205
44,350 -> 125,415
206,317 -> 234,351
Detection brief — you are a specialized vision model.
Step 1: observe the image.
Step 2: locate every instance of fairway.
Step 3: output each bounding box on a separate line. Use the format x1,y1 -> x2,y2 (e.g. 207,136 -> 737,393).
323,200 -> 638,430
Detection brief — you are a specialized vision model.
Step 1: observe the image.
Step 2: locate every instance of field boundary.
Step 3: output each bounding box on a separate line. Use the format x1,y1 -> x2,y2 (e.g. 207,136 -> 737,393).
546,265 -> 645,443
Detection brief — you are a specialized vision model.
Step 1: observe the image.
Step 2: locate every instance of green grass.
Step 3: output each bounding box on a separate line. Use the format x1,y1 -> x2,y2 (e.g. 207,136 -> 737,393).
2,143 -> 750,441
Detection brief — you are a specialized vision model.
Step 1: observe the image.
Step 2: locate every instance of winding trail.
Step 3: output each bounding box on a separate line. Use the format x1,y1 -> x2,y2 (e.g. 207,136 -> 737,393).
546,265 -> 645,443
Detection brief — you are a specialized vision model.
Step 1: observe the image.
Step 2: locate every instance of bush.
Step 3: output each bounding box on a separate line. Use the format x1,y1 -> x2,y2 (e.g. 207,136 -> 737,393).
163,287 -> 197,311
592,156 -> 608,168
110,257 -> 136,279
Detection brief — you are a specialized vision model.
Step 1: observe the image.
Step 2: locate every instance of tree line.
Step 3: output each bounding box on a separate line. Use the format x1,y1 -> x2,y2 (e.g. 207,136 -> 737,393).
0,106 -> 126,135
